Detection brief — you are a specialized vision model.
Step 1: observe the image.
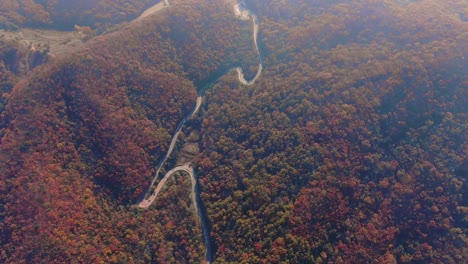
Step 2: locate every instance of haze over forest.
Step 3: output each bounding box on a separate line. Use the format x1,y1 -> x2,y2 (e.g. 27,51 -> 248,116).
0,0 -> 466,263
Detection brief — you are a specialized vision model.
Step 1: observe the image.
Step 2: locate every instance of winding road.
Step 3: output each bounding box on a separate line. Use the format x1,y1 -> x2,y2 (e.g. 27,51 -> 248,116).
138,96 -> 202,209
136,1 -> 262,263
132,0 -> 170,23
234,2 -> 263,85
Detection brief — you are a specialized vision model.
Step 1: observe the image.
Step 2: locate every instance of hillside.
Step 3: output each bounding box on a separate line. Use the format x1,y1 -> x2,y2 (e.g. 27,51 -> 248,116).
0,0 -> 161,31
194,0 -> 467,262
0,0 -> 467,263
0,0 -> 257,262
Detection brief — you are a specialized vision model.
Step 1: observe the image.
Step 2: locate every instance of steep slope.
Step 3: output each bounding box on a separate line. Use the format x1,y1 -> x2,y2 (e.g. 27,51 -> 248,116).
194,0 -> 467,262
0,38 -> 49,122
0,0 -> 466,263
0,0 -> 258,262
0,0 -> 161,30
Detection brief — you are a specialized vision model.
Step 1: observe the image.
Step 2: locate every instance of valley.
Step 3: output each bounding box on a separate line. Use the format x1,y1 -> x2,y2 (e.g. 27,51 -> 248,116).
0,0 -> 466,263
136,1 -> 263,262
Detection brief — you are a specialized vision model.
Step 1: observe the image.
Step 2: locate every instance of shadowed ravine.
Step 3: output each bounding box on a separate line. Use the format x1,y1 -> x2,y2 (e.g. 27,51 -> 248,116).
136,1 -> 262,263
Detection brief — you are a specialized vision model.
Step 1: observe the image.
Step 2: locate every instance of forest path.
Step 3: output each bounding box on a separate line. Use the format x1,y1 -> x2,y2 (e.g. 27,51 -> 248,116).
132,0 -> 170,23
138,96 -> 202,209
140,164 -> 196,209
234,2 -> 263,85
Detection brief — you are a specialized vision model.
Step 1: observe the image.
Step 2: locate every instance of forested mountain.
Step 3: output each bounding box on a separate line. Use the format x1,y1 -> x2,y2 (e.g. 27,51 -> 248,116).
0,38 -> 49,119
196,0 -> 467,262
0,0 -> 161,30
0,0 -> 467,263
0,0 -> 257,262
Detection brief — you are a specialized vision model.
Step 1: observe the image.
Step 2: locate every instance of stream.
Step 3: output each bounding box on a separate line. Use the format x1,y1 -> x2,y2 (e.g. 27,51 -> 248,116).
137,1 -> 262,263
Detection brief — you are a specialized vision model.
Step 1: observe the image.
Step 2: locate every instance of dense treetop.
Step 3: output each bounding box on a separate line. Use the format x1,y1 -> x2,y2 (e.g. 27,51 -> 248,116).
0,0 -> 256,262
0,0 -> 162,30
195,0 -> 467,262
0,0 -> 466,263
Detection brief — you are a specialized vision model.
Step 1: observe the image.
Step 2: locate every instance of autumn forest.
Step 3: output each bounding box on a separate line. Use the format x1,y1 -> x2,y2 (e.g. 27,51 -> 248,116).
0,0 -> 467,263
